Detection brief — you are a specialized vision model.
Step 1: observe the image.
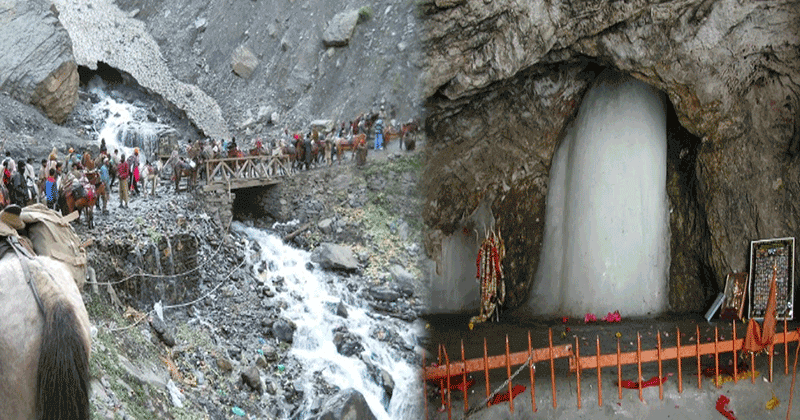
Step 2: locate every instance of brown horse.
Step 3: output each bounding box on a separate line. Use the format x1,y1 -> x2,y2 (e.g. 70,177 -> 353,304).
61,182 -> 97,229
335,134 -> 365,162
0,182 -> 9,207
0,244 -> 91,420
173,158 -> 199,191
401,120 -> 420,151
86,171 -> 108,213
81,151 -> 95,171
383,126 -> 401,147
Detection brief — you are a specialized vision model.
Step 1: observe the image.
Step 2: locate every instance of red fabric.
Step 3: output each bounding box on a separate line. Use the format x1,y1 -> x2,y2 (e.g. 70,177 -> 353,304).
715,395 -> 737,420
118,161 -> 129,180
619,376 -> 668,389
448,377 -> 475,392
489,385 -> 526,405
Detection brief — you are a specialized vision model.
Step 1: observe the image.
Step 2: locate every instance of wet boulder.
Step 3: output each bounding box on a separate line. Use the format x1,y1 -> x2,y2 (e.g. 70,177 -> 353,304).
273,318 -> 296,343
311,243 -> 359,272
313,388 -> 377,420
332,326 -> 364,357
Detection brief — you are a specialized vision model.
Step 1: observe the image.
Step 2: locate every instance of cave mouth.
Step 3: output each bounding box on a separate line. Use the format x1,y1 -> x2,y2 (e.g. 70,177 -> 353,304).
78,61 -> 126,86
528,68 -> 713,317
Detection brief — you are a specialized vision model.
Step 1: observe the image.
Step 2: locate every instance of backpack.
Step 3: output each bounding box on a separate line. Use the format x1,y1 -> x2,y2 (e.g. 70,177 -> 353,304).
19,204 -> 86,290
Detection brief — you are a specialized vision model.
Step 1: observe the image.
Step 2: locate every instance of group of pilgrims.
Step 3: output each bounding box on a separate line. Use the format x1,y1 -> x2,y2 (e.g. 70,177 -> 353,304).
1,139 -> 158,213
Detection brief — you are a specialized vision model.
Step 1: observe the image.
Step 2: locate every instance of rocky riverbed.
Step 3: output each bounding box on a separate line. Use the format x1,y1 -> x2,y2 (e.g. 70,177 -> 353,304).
76,139 -> 429,419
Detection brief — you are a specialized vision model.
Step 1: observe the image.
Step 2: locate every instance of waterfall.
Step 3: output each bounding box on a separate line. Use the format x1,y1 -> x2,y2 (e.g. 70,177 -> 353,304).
235,223 -> 423,420
88,77 -> 177,166
530,70 -> 670,317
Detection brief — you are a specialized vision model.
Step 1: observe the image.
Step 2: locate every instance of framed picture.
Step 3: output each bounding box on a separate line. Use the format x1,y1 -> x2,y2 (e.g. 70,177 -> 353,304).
748,237 -> 795,321
720,272 -> 749,320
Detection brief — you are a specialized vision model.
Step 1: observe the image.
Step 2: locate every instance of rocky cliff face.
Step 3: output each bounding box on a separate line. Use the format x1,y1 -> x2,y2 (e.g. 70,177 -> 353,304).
420,0 -> 800,312
0,0 -> 79,124
107,0 -> 424,136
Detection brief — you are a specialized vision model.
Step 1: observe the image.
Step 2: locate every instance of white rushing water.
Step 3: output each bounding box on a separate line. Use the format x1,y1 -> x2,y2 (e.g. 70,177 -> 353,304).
235,222 -> 424,420
88,78 -> 176,166
530,70 -> 670,317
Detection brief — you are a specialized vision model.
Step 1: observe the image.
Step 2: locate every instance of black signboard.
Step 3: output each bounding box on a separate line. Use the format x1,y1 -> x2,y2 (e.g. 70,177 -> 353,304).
749,237 -> 794,320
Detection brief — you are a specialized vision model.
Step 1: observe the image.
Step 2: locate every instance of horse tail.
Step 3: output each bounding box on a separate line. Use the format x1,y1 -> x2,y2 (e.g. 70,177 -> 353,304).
36,299 -> 90,420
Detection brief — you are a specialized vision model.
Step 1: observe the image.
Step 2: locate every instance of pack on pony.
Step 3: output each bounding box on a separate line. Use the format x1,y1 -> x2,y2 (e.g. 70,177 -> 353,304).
61,178 -> 97,229
0,204 -> 91,420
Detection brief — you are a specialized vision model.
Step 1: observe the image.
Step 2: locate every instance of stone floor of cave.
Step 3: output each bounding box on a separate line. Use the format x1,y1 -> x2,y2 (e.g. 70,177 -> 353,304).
423,311 -> 800,419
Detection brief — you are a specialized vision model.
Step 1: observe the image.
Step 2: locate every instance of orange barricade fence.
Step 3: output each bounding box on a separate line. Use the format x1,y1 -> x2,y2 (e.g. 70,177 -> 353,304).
422,319 -> 800,419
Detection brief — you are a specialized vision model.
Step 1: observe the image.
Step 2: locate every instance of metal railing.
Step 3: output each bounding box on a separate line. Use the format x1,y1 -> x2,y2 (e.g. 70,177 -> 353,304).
423,319 -> 800,419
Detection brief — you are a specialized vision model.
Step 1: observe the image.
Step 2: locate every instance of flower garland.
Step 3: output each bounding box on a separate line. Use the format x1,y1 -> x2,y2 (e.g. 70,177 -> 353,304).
469,229 -> 505,329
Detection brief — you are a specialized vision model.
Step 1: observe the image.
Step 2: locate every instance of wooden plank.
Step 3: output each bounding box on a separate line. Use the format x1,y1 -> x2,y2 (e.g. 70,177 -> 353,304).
206,178 -> 280,190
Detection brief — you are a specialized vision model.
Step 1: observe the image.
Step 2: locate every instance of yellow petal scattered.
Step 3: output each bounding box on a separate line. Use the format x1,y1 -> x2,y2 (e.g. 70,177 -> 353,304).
766,392 -> 779,410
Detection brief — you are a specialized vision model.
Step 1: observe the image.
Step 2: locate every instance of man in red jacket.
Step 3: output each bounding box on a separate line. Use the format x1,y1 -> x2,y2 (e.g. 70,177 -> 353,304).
118,154 -> 129,208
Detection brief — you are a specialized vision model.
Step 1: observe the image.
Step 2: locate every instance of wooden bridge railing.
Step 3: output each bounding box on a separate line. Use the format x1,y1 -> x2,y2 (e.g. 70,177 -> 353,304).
203,155 -> 291,189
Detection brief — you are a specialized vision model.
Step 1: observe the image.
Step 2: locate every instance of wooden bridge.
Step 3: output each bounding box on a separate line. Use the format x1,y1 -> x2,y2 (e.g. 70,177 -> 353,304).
202,155 -> 291,192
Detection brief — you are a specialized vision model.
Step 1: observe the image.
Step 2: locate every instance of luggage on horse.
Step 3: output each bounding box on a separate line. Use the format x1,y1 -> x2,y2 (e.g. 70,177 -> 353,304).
20,204 -> 87,290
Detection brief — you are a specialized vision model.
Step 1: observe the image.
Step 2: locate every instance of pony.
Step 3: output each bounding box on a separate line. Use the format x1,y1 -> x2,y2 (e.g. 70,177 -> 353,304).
277,144 -> 297,174
170,158 -> 198,192
81,151 -> 95,171
401,119 -> 420,151
0,182 -> 9,207
227,146 -> 246,172
335,133 -> 365,162
61,181 -> 97,229
86,171 -> 108,213
0,241 -> 91,420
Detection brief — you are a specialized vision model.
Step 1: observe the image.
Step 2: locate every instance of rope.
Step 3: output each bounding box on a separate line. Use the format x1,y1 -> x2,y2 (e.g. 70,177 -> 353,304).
465,353 -> 532,418
88,215 -> 233,287
107,257 -> 248,333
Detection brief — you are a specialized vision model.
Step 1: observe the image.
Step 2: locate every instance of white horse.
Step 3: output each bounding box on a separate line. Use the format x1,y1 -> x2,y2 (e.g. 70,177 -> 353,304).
0,238 -> 91,420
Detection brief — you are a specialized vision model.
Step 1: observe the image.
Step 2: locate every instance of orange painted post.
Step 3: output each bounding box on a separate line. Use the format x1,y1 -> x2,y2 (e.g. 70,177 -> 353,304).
596,336 -> 603,407
423,352 -> 428,420
461,340 -> 468,413
657,331 -> 663,400
575,336 -> 582,409
483,338 -> 490,406
438,345 -> 446,409
770,341 -> 775,383
506,335 -> 514,413
714,326 -> 720,388
787,328 -> 800,420
528,331 -> 536,412
637,332 -> 643,402
751,350 -> 756,384
677,327 -> 683,393
616,336 -> 622,400
733,321 -> 738,384
696,325 -> 702,389
444,346 -> 452,420
549,328 -> 557,409
785,318 -> 790,375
